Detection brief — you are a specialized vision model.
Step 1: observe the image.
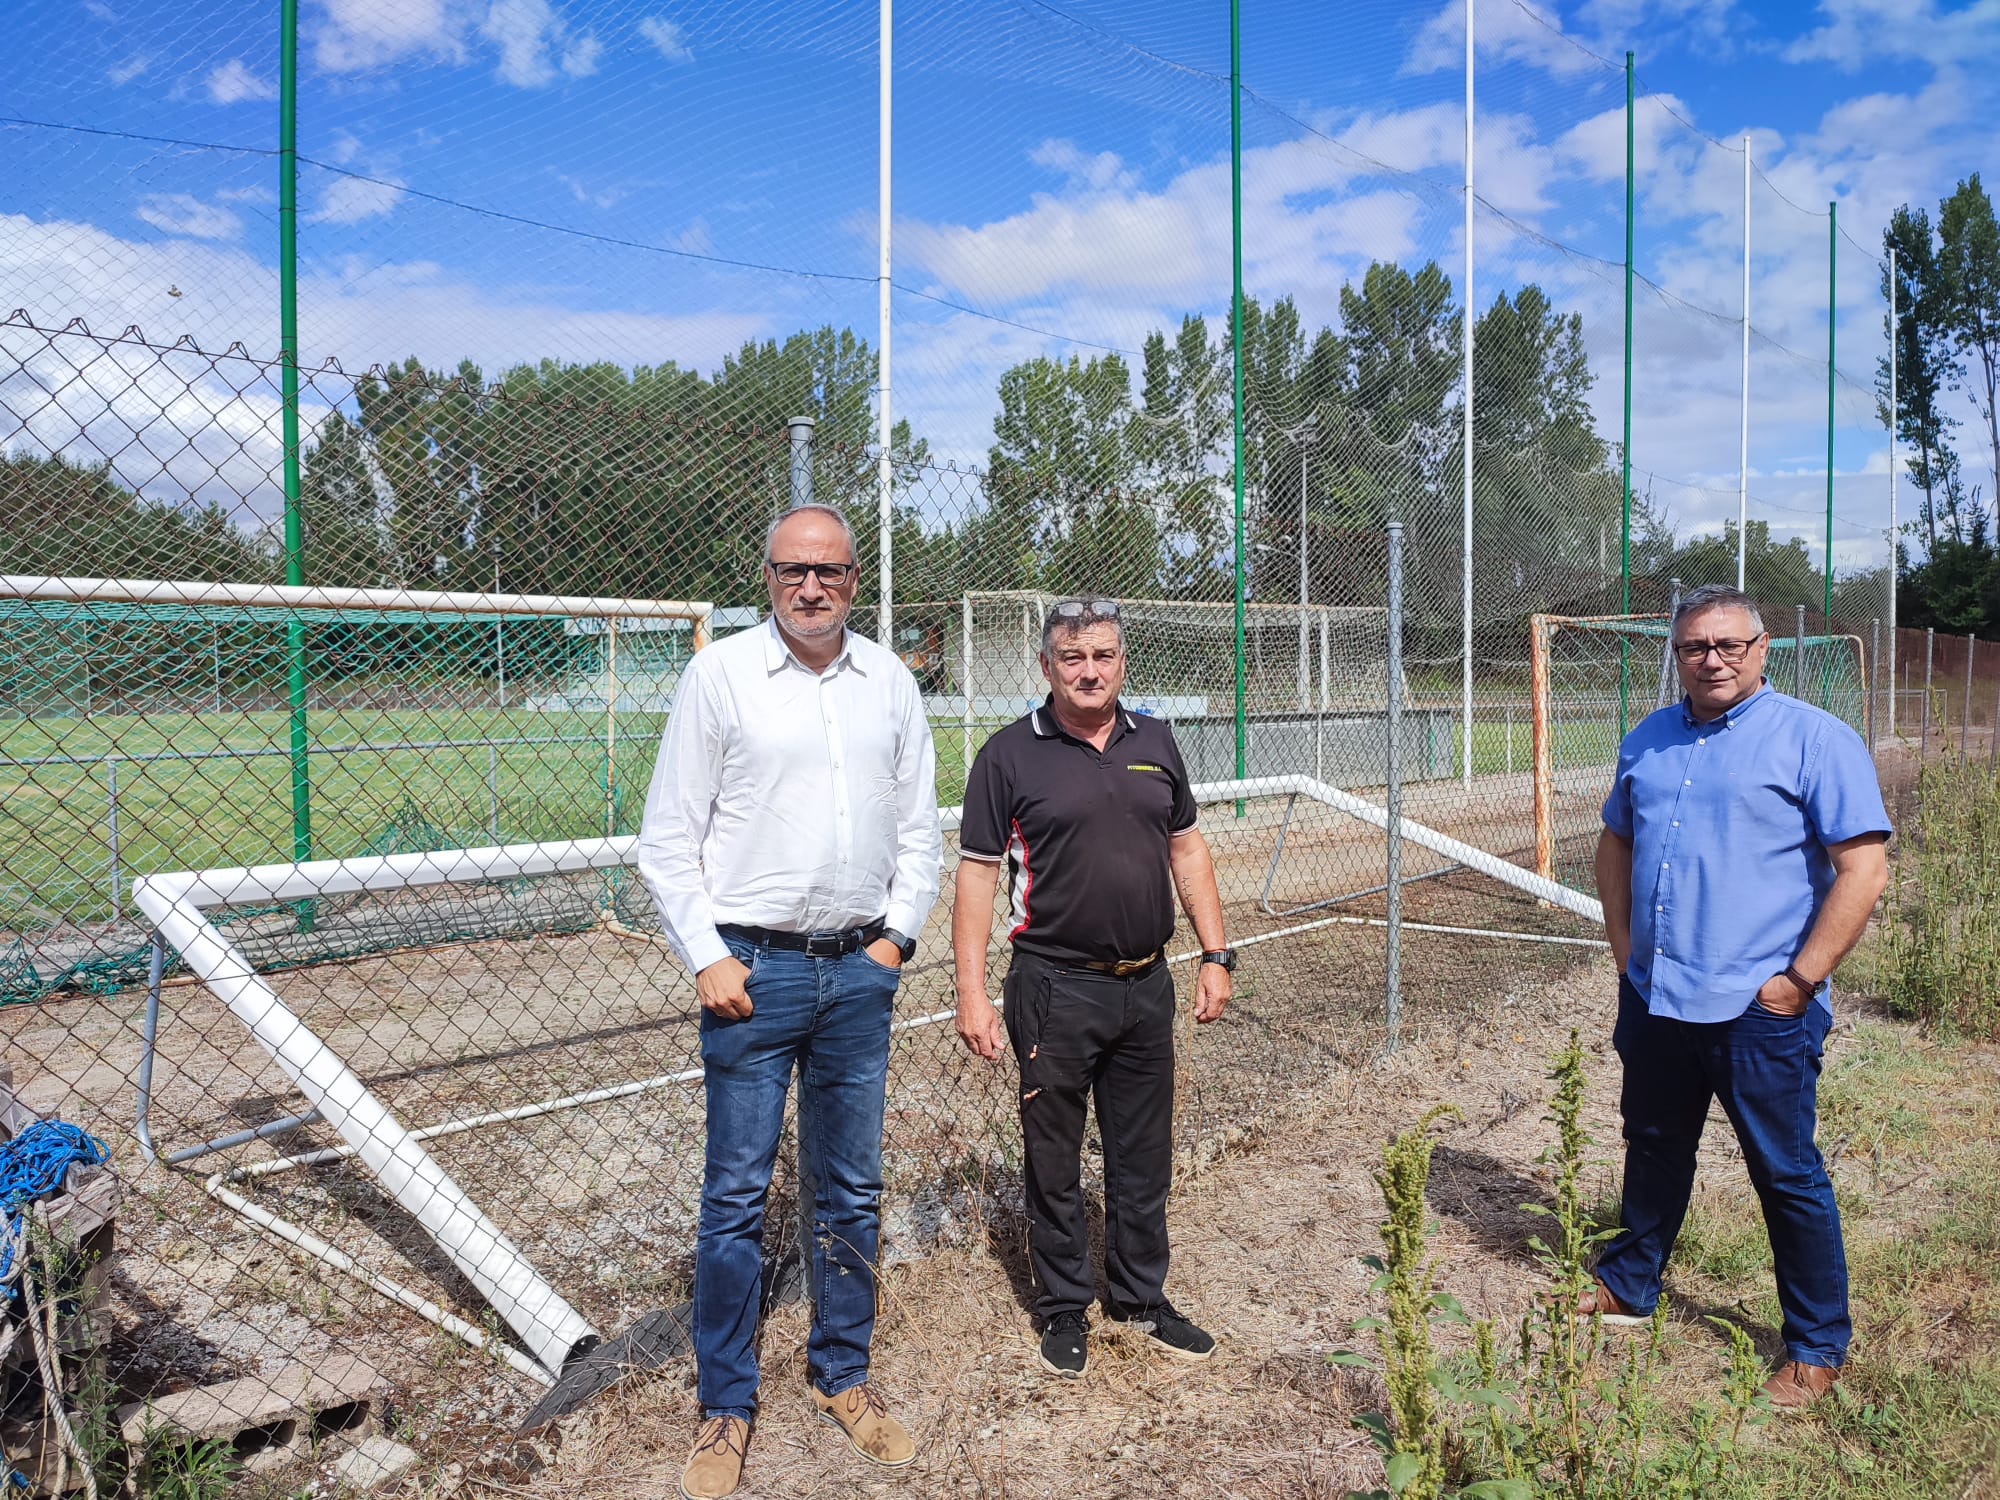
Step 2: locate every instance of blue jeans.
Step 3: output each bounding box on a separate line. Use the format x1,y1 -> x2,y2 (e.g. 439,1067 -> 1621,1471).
692,936 -> 899,1420
1598,976 -> 1849,1368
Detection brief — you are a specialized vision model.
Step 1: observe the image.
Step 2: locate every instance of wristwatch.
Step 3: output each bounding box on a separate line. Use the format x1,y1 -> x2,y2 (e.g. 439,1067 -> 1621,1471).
1200,948 -> 1236,973
882,928 -> 918,963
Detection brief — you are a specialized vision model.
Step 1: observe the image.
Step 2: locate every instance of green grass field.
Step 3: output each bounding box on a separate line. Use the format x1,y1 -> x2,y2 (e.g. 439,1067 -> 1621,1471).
0,707 -> 991,932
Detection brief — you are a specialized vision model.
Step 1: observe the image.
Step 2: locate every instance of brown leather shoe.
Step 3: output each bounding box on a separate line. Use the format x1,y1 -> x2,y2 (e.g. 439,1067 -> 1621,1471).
1761,1360 -> 1840,1413
1574,1277 -> 1649,1327
678,1415 -> 749,1500
812,1384 -> 917,1468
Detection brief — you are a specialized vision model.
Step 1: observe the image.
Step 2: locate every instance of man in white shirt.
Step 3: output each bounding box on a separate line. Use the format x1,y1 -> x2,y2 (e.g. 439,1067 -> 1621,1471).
637,504 -> 941,1500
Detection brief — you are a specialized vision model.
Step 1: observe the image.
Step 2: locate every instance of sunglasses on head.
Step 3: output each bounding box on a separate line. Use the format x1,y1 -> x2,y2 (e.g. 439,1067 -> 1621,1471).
1046,598 -> 1120,624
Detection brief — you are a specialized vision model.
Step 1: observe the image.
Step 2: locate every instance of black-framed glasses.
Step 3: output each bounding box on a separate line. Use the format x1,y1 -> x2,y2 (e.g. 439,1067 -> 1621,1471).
1672,634 -> 1764,665
768,560 -> 858,587
1046,598 -> 1120,624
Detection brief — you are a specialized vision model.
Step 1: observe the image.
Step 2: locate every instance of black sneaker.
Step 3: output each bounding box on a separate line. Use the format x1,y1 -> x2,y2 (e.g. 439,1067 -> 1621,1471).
1109,1302 -> 1216,1362
1038,1310 -> 1090,1379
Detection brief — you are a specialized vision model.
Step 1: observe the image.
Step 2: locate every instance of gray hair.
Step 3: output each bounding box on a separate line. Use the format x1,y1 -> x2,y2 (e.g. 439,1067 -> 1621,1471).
1672,582 -> 1765,636
1040,598 -> 1126,658
764,503 -> 857,565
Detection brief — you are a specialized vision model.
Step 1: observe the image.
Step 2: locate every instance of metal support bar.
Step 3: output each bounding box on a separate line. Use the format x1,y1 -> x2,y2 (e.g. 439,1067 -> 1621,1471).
1385,519 -> 1405,1050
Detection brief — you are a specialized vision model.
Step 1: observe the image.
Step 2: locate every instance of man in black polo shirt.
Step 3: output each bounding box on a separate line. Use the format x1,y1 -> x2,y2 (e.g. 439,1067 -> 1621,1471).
952,598 -> 1233,1379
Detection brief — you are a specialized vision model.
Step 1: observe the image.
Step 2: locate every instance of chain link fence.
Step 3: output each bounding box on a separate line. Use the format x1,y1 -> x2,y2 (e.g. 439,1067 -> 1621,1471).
0,0 -> 1972,1489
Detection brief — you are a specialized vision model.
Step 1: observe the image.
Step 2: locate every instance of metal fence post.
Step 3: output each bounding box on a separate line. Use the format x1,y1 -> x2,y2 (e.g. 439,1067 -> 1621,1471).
488,743 -> 501,843
1868,618 -> 1879,753
1964,631 -> 1975,760
1384,519 -> 1404,1052
1921,627 -> 1934,760
1794,604 -> 1805,698
106,753 -> 122,918
788,415 -> 816,509
1505,702 -> 1513,775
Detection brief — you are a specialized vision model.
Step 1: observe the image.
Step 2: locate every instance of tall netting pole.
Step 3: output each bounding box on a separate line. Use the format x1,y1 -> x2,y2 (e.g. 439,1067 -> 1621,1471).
1229,0 -> 1248,792
1889,246 -> 1900,736
1619,51 -> 1635,737
1824,201 -> 1837,707
1459,0 -> 1475,789
876,0 -> 894,647
279,0 -> 311,873
1385,518 -> 1405,1051
1738,136 -> 1751,591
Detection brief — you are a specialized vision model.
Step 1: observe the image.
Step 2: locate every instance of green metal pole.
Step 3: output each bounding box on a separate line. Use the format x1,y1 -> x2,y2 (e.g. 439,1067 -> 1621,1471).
281,0 -> 311,873
1230,0 -> 1247,803
1619,50 -> 1635,736
1824,201 -> 1836,707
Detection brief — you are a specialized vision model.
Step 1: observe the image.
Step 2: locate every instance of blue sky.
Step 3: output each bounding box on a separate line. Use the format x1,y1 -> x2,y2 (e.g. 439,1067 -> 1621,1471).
3,0 -> 1997,573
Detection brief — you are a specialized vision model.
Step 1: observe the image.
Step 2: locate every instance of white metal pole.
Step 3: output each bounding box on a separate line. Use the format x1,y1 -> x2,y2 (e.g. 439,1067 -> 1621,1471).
1298,437 -> 1309,713
1738,135 -> 1751,591
876,0 -> 894,648
1888,245 -> 1899,737
1460,0 -> 1475,789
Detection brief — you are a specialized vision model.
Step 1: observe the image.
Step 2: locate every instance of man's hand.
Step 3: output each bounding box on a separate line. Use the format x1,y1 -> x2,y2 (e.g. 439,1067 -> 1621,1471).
956,992 -> 1006,1060
864,937 -> 904,971
1753,970 -> 1812,1017
696,955 -> 754,1019
1194,962 -> 1231,1024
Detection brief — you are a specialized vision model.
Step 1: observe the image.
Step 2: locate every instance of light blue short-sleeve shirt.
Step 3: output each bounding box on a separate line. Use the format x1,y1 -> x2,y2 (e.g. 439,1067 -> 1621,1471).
1601,682 -> 1891,1024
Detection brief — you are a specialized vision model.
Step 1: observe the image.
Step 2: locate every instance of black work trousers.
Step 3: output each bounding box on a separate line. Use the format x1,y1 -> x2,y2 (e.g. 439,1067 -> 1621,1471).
1003,948 -> 1176,1323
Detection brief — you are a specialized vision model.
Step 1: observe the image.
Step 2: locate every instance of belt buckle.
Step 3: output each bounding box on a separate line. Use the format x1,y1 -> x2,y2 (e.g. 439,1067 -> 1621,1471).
1113,958 -> 1144,977
803,931 -> 846,958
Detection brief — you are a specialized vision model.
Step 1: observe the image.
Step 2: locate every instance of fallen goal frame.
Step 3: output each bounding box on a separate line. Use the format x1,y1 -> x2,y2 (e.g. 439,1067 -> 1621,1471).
130,774 -> 1602,1383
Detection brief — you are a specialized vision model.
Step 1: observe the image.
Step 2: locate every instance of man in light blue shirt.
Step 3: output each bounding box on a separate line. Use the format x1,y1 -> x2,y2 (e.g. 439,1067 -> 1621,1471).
1587,584 -> 1890,1413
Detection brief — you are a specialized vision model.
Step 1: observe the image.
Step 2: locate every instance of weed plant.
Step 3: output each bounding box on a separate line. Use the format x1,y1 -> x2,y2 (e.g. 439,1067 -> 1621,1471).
1334,1032 -> 1766,1500
1878,756 -> 2000,1038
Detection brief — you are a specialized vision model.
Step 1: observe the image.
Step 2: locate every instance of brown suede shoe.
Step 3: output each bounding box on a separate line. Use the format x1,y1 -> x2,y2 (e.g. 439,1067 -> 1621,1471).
678,1415 -> 749,1500
1574,1277 -> 1649,1328
812,1384 -> 917,1468
1761,1360 -> 1840,1414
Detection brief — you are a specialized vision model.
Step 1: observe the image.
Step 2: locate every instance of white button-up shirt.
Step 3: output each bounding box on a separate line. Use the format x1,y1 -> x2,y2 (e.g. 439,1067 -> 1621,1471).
636,616 -> 942,975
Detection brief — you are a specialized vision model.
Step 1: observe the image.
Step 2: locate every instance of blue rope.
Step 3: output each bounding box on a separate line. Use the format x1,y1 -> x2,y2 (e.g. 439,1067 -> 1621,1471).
0,1120 -> 110,1289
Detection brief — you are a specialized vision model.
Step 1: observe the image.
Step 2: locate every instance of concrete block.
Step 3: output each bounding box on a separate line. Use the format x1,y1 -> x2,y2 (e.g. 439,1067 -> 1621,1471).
328,1435 -> 421,1492
117,1353 -> 385,1469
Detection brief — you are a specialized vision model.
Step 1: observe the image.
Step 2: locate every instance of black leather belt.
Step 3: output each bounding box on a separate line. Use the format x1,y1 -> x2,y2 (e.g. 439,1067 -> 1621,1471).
718,921 -> 885,958
1076,951 -> 1164,978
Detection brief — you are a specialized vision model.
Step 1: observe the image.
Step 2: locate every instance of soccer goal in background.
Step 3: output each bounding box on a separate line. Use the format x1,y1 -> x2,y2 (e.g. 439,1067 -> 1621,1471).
900,589 -> 1456,796
1527,612 -> 1869,888
0,575 -> 711,1001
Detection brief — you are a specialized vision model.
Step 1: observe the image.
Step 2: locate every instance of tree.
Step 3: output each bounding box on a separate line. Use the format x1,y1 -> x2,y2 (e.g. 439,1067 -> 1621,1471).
1135,316 -> 1231,599
984,352 -> 1158,596
298,411 -> 391,587
1878,205 -> 1964,552
0,451 -> 273,582
1939,174 -> 2000,513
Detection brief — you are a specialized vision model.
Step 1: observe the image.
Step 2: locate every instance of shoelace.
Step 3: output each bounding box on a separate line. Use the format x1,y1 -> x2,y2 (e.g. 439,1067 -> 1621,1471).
692,1417 -> 746,1460
842,1385 -> 890,1423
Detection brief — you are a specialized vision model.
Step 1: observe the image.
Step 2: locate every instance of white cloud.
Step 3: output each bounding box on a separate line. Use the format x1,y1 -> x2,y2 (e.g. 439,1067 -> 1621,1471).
1406,0 -> 1612,77
205,58 -> 278,105
637,16 -> 692,63
310,175 -> 408,225
107,55 -> 150,86
668,217 -> 715,255
313,0 -> 599,85
312,0 -> 473,72
480,0 -> 599,87
0,212 -> 776,525
135,194 -> 244,241
1028,140 -> 1138,194
1784,0 -> 2000,72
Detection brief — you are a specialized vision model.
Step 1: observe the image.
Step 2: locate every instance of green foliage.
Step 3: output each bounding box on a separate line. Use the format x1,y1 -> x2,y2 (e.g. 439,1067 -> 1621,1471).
0,452 -> 275,583
1877,755 -> 2000,1037
1334,1033 -> 1764,1499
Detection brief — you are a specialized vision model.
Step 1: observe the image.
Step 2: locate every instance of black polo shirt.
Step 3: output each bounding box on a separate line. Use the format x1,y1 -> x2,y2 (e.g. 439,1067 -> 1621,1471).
959,700 -> 1199,965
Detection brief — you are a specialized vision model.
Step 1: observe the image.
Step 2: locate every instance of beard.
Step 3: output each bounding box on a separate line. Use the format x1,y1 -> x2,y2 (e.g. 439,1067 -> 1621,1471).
780,599 -> 850,639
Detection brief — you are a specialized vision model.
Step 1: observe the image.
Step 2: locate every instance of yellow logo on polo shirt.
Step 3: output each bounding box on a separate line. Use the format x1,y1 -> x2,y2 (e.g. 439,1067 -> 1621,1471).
1125,763 -> 1166,773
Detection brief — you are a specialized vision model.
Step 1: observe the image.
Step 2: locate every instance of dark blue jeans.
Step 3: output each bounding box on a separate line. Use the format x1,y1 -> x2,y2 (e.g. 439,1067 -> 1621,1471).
1598,976 -> 1849,1368
692,936 -> 899,1421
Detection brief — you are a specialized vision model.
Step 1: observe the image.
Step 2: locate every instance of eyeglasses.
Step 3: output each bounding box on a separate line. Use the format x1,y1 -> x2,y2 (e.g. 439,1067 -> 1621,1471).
1672,635 -> 1764,664
1046,599 -> 1120,624
768,560 -> 857,587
